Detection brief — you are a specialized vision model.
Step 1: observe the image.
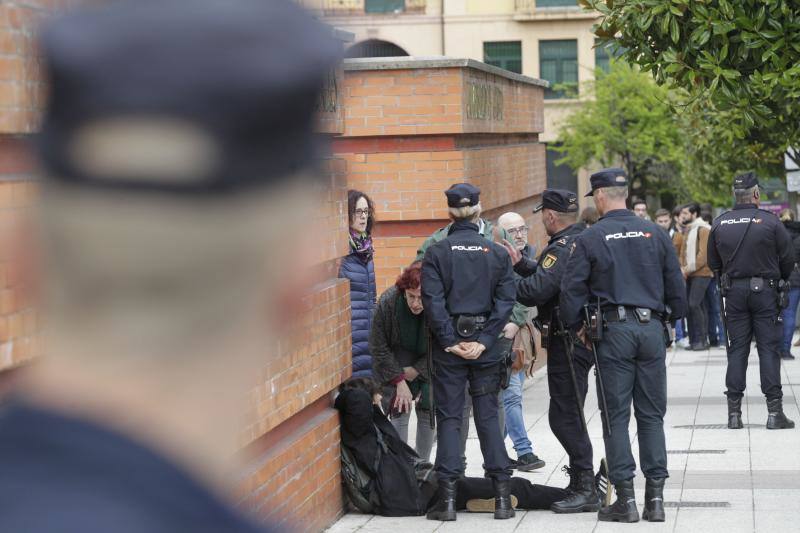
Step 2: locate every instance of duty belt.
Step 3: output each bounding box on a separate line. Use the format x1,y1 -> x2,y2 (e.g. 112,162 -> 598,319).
454,314 -> 488,338
729,277 -> 780,287
602,306 -> 663,323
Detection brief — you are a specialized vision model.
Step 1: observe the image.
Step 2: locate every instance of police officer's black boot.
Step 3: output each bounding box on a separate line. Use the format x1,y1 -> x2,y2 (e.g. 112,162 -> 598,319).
493,479 -> 515,520
642,478 -> 665,522
551,469 -> 600,513
427,479 -> 457,521
598,479 -> 639,523
727,396 -> 743,429
766,398 -> 795,430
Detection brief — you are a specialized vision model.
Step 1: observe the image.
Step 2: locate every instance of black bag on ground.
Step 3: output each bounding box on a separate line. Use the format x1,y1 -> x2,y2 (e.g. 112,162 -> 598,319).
335,388 -> 424,516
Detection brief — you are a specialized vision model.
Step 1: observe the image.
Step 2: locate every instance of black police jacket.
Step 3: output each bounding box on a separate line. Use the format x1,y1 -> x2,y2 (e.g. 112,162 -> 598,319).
421,220 -> 516,351
559,209 -> 686,327
0,402 -> 268,533
708,203 -> 794,280
515,224 -> 583,324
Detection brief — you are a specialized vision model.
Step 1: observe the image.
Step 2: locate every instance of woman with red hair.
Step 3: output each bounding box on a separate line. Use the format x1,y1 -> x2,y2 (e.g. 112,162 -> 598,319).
370,260 -> 434,460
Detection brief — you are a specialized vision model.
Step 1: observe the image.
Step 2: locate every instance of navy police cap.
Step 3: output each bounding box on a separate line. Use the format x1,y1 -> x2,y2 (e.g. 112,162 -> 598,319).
585,168 -> 628,197
733,172 -> 759,190
534,189 -> 578,213
37,0 -> 341,194
445,183 -> 481,208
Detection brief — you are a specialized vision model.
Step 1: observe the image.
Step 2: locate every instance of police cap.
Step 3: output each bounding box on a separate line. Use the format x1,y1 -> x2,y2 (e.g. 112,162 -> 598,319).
585,168 -> 628,197
533,189 -> 579,213
445,183 -> 481,208
37,0 -> 341,194
733,172 -> 759,190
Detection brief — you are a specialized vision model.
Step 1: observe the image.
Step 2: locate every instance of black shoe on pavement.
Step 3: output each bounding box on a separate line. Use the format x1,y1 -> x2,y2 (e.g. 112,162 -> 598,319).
515,453 -> 545,472
642,478 -> 665,522
727,396 -> 743,429
551,469 -> 601,514
766,398 -> 795,430
493,479 -> 515,520
598,479 -> 639,523
782,351 -> 796,360
426,479 -> 457,521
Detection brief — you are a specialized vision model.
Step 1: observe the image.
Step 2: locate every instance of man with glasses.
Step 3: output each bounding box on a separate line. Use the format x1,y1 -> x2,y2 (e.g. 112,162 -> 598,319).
496,212 -> 545,471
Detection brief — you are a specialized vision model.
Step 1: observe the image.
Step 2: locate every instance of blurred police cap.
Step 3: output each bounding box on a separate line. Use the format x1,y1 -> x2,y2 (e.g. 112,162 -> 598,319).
37,0 -> 342,195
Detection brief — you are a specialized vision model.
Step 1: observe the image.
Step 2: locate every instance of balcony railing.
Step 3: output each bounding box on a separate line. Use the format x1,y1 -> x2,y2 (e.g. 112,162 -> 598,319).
515,0 -> 581,13
316,0 -> 427,16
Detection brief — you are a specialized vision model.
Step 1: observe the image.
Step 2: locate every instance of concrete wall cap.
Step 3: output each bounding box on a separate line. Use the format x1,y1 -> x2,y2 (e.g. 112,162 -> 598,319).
343,56 -> 549,88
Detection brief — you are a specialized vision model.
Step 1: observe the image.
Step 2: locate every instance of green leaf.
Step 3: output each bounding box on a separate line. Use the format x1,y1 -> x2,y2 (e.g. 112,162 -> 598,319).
670,17 -> 681,43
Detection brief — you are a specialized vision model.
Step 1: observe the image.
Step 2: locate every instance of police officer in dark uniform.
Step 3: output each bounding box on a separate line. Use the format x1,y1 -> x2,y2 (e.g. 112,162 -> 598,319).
421,183 -> 517,521
560,169 -> 686,524
707,172 -> 795,430
0,1 -> 339,531
501,189 -> 598,514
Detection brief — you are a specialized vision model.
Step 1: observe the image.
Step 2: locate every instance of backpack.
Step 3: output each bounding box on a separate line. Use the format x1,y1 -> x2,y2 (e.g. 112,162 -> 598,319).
340,423 -> 423,516
340,437 -> 381,513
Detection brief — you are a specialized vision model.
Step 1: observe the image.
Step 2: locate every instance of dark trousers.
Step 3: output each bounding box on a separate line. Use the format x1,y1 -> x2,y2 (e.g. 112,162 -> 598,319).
687,276 -> 711,347
725,280 -> 783,401
453,477 -> 567,510
433,339 -> 512,482
547,337 -> 594,471
596,320 -> 668,483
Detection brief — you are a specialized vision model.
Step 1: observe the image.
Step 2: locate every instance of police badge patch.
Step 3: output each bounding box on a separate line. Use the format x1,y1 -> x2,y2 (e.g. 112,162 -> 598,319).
542,253 -> 558,269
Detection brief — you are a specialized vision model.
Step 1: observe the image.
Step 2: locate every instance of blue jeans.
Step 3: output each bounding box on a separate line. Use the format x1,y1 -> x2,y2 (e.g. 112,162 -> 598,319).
782,287 -> 800,353
502,371 -> 533,457
705,280 -> 725,345
675,318 -> 685,341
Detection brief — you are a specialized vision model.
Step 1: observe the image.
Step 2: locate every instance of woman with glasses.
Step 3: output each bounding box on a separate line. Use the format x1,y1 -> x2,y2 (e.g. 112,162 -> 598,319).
340,190 -> 378,378
370,261 -> 435,460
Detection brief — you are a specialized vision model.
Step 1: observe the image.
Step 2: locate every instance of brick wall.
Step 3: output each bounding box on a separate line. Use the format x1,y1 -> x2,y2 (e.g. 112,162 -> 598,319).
0,1 -> 82,133
337,58 -> 548,293
1,6 -> 354,532
237,398 -> 344,532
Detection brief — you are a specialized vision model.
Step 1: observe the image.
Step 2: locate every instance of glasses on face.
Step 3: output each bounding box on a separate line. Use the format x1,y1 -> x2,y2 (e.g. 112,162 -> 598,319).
507,226 -> 529,237
354,208 -> 372,218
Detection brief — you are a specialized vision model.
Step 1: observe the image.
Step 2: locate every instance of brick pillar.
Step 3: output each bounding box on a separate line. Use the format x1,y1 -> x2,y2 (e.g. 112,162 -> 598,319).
0,1 -> 78,373
2,5 -> 354,530
335,58 -> 549,293
234,55 -> 353,532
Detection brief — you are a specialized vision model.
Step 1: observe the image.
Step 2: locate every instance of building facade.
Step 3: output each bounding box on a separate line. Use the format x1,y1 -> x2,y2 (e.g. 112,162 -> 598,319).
310,0 -> 609,200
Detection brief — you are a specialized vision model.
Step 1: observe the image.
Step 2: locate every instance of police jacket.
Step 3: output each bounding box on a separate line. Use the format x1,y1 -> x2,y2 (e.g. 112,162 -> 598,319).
559,209 -> 686,327
0,402 -> 269,533
417,219 -> 528,328
515,224 -> 583,324
707,204 -> 794,281
421,220 -> 516,352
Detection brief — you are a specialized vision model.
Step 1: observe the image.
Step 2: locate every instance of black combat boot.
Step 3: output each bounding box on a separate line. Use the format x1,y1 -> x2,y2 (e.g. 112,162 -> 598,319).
598,479 -> 639,523
766,398 -> 795,430
427,479 -> 457,521
493,479 -> 515,520
642,478 -> 665,522
728,396 -> 743,429
551,469 -> 600,513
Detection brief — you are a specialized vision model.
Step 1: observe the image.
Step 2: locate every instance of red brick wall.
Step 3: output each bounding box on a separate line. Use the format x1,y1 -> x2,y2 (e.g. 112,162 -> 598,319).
338,59 -> 548,292
237,398 -> 344,532
1,5 -> 354,531
0,1 -> 82,133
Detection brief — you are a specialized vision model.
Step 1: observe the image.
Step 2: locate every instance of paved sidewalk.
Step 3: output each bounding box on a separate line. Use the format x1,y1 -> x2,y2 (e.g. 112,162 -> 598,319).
328,342 -> 800,533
